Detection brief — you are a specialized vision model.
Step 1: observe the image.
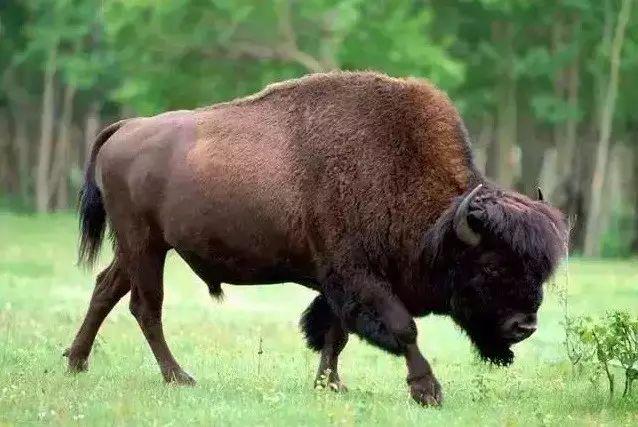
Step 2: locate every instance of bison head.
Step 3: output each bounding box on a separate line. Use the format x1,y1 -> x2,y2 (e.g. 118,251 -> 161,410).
427,184 -> 567,365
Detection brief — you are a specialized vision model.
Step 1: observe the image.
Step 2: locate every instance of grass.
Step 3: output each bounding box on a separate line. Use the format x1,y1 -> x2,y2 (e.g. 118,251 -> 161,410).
0,212 -> 637,426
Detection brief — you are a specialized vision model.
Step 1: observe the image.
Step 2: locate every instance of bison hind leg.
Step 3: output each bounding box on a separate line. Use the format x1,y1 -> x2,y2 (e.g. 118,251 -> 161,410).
300,295 -> 335,351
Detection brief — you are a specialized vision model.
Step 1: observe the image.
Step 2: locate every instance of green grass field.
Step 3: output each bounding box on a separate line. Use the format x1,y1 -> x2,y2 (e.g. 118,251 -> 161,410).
1,212 -> 637,426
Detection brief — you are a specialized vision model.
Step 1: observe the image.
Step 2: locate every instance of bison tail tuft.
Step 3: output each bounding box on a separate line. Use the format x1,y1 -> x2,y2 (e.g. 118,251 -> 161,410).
77,180 -> 106,267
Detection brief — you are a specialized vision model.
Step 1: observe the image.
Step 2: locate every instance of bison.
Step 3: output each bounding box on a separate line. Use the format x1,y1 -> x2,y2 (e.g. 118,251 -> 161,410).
65,71 -> 567,406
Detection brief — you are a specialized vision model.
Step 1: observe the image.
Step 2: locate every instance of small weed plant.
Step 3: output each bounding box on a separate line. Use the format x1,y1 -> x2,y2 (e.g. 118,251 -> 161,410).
564,310 -> 638,398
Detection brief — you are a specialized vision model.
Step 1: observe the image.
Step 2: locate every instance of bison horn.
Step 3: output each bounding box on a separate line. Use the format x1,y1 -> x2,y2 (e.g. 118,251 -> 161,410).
454,184 -> 483,246
536,187 -> 544,201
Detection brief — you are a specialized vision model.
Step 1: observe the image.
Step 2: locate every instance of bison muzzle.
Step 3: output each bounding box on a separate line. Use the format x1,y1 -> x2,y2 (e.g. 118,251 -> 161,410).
65,71 -> 567,406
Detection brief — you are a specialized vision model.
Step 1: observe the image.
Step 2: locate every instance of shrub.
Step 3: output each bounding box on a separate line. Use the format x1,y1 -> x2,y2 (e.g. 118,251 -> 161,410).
563,315 -> 595,373
564,310 -> 638,399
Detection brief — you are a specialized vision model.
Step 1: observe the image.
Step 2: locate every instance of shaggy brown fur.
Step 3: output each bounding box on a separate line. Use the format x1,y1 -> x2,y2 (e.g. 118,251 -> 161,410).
67,71 -> 566,406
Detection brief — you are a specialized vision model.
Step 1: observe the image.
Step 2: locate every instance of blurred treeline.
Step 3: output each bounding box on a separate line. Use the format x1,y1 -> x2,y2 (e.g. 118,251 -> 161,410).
0,0 -> 637,257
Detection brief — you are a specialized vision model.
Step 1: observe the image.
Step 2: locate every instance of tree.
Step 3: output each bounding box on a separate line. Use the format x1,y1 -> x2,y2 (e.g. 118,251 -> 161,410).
584,0 -> 634,256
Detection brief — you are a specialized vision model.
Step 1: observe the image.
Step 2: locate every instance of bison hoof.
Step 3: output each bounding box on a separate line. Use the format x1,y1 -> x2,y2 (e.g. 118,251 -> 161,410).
315,379 -> 348,393
64,348 -> 89,373
165,370 -> 197,386
314,369 -> 348,393
409,374 -> 443,407
68,359 -> 89,373
329,381 -> 348,393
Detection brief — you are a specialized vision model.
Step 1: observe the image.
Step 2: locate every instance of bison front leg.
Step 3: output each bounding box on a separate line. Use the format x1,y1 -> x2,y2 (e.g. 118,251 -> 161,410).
405,343 -> 443,406
322,270 -> 443,406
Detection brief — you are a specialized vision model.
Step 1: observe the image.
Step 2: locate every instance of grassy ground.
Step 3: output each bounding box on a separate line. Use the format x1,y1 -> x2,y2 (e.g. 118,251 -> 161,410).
1,212 -> 637,426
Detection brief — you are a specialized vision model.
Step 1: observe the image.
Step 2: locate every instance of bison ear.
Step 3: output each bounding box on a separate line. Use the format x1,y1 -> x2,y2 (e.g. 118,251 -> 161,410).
454,184 -> 483,246
536,187 -> 544,202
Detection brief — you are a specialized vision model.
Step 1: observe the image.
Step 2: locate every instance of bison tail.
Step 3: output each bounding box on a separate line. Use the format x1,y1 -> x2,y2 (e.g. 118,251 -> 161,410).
300,295 -> 335,351
77,120 -> 127,268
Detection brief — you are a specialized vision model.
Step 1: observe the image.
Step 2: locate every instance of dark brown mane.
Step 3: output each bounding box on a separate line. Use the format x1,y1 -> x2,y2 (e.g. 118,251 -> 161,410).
476,190 -> 567,278
423,188 -> 567,295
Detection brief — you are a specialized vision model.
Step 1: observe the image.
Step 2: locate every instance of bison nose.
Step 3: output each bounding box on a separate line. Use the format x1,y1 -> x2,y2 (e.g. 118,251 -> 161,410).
503,313 -> 537,343
513,319 -> 537,339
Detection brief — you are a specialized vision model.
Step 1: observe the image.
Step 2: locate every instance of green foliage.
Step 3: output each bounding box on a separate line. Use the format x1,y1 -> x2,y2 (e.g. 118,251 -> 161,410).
68,0 -> 464,114
564,315 -> 595,371
565,311 -> 638,398
609,311 -> 638,397
3,0 -> 638,141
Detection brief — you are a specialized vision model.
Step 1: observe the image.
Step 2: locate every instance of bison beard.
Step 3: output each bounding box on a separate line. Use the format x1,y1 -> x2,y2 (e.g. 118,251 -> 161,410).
473,337 -> 515,367
65,71 -> 567,408
454,315 -> 515,366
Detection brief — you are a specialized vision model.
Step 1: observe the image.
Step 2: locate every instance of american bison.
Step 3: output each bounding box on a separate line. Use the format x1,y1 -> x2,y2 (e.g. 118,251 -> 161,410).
65,71 -> 567,406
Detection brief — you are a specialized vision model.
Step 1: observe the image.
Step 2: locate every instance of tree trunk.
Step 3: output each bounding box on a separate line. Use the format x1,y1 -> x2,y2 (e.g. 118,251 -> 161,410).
538,146 -> 558,200
554,15 -> 581,204
13,111 -> 30,204
598,145 -> 624,255
84,101 -> 101,168
493,21 -> 517,188
632,139 -> 638,253
583,0 -> 633,257
554,18 -> 582,234
475,115 -> 493,175
560,53 -> 580,201
545,15 -> 580,217
562,18 -> 581,180
483,116 -> 501,180
575,2 -> 613,252
0,110 -> 11,196
35,46 -> 58,213
495,75 -> 517,188
2,65 -> 33,206
519,113 -> 544,195
552,14 -> 566,161
50,83 -> 76,210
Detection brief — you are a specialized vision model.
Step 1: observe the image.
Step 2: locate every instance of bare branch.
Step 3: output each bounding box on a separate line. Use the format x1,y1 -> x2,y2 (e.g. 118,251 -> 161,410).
277,0 -> 297,51
210,0 -> 338,73
229,42 -> 324,73
228,0 -> 327,73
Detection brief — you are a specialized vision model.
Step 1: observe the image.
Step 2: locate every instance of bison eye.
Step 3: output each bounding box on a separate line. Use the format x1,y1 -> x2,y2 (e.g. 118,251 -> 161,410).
482,265 -> 497,276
